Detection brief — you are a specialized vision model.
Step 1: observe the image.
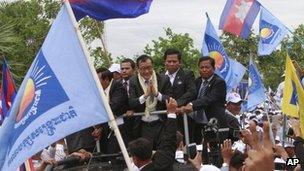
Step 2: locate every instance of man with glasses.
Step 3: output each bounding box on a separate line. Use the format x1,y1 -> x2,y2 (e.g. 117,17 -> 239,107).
129,54 -> 172,149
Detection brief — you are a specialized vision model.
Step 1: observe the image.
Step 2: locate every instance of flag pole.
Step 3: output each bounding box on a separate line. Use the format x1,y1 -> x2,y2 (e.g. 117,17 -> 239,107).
63,1 -> 134,170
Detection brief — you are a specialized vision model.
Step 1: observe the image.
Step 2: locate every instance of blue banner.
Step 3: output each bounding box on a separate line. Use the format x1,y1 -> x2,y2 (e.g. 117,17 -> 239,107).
202,14 -> 246,91
258,6 -> 288,56
0,5 -> 109,170
71,0 -> 153,21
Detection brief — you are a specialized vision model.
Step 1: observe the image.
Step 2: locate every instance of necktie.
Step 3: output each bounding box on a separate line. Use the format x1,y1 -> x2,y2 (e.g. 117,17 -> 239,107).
198,81 -> 208,98
194,81 -> 208,123
123,81 -> 128,91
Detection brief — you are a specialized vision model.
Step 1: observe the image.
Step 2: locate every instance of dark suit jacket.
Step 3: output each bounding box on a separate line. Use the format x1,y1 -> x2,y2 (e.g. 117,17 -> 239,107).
109,80 -> 128,117
141,118 -> 176,171
129,73 -> 172,113
225,111 -> 240,130
162,68 -> 196,107
192,74 -> 227,127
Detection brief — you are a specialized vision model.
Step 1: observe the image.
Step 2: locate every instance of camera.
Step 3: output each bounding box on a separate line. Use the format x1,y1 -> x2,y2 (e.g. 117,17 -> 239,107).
202,118 -> 240,143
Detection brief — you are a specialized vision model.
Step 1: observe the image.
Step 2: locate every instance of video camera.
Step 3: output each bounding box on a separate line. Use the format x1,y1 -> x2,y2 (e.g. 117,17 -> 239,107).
202,118 -> 240,144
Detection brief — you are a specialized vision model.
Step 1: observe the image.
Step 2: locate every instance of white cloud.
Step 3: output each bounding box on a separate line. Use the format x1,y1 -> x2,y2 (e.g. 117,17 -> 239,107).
103,0 -> 304,59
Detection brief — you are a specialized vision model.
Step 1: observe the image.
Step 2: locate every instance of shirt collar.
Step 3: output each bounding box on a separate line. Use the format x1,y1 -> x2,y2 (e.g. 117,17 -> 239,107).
226,109 -> 238,119
202,74 -> 214,83
123,79 -> 129,84
165,69 -> 179,78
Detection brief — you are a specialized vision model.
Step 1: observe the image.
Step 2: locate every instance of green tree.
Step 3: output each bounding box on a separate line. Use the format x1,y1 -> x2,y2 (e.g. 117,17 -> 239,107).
0,22 -> 19,57
0,0 -> 61,83
143,28 -> 201,75
0,0 -> 110,84
79,19 -> 112,68
221,31 -> 287,89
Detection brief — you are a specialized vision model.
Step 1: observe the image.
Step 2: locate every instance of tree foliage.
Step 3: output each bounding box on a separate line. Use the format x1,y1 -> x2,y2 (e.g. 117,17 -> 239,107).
0,0 -> 60,83
0,0 -> 110,85
144,26 -> 304,89
144,28 -> 201,75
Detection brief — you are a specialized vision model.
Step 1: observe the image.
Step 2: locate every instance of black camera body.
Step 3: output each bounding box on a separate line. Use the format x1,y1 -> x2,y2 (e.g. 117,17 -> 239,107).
202,118 -> 240,143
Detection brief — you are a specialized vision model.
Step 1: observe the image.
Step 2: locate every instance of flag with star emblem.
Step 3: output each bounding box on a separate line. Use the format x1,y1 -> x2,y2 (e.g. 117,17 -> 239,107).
243,56 -> 266,111
219,0 -> 260,38
258,6 -> 288,56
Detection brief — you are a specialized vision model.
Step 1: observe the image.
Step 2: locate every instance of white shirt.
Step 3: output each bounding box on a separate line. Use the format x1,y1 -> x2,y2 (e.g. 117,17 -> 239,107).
165,69 -> 179,85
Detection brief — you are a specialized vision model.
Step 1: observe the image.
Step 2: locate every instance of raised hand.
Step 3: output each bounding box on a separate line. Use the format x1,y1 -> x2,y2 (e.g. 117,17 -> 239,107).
243,122 -> 274,171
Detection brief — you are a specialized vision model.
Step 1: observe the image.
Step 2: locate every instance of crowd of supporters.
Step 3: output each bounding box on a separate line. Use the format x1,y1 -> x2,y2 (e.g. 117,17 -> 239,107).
31,48 -> 303,171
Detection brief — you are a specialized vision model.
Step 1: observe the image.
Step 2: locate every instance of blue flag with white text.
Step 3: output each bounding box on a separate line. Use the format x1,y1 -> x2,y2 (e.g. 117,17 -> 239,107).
258,6 -> 288,56
244,57 -> 267,110
0,5 -> 109,170
202,14 -> 246,91
70,0 -> 153,21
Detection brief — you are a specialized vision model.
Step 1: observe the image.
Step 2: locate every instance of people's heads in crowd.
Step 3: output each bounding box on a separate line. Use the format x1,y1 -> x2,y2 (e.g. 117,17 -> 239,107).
96,67 -> 113,90
229,151 -> 245,171
137,54 -> 154,81
128,137 -> 153,168
164,48 -> 182,74
226,92 -> 243,115
109,63 -> 122,80
198,56 -> 215,79
120,58 -> 136,80
284,140 -> 295,157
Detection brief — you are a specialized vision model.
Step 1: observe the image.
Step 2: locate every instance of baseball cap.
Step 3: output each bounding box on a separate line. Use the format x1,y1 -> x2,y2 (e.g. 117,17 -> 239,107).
109,63 -> 121,73
226,92 -> 243,103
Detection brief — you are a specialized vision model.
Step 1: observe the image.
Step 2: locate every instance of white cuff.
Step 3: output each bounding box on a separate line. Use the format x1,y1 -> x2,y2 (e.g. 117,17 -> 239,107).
156,92 -> 162,101
168,113 -> 177,119
139,95 -> 146,104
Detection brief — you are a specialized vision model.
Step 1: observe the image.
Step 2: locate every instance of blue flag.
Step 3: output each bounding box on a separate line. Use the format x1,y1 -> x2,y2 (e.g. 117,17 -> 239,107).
70,0 -> 153,21
244,57 -> 267,110
202,14 -> 246,91
0,5 -> 109,170
258,6 -> 288,56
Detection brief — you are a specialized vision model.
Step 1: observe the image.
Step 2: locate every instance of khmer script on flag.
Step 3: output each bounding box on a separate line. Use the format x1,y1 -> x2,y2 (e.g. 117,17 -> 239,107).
0,4 -> 109,170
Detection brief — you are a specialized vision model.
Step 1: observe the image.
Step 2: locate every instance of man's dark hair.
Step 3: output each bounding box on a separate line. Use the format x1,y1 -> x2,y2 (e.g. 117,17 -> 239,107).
136,54 -> 153,67
164,48 -> 182,62
230,151 -> 245,169
128,138 -> 153,160
96,67 -> 113,80
198,56 -> 215,69
121,58 -> 136,69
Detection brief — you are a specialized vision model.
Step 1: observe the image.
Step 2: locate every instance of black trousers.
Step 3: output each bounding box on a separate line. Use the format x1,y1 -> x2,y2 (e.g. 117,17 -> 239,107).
141,120 -> 164,150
